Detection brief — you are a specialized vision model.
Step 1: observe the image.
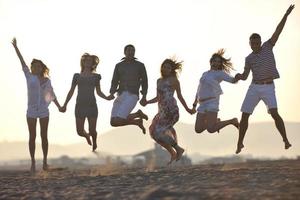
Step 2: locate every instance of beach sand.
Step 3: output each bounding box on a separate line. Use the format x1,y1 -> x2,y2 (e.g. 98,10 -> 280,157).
0,159 -> 299,199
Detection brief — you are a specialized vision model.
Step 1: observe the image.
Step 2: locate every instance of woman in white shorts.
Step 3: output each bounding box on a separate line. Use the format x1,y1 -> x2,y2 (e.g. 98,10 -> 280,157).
12,38 -> 62,173
192,49 -> 239,134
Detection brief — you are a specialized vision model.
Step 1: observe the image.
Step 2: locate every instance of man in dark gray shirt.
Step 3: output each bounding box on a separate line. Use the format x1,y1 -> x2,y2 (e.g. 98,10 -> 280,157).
109,44 -> 148,134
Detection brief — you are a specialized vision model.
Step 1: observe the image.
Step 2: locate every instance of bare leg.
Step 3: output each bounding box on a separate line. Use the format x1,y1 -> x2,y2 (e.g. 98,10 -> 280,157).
206,112 -> 239,133
27,117 -> 37,173
87,117 -> 98,151
169,128 -> 178,143
155,129 -> 184,161
174,144 -> 185,161
157,141 -> 177,165
236,113 -> 250,154
40,117 -> 49,170
127,109 -> 148,121
110,117 -> 146,134
195,113 -> 207,133
76,118 -> 92,145
269,108 -> 291,149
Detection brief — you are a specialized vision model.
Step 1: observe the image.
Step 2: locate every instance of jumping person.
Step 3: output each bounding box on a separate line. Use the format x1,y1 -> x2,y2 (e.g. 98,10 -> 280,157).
235,5 -> 294,154
144,58 -> 193,164
61,53 -> 113,151
108,44 -> 148,134
192,49 -> 239,134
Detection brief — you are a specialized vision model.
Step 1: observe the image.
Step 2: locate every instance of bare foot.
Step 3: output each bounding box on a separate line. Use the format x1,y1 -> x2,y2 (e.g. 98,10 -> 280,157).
138,109 -> 148,120
30,163 -> 36,174
232,118 -> 240,130
137,118 -> 146,134
43,163 -> 49,171
83,131 -> 92,146
285,142 -> 292,149
235,143 -> 244,154
217,118 -> 220,133
167,151 -> 177,165
91,133 -> 98,152
176,147 -> 185,161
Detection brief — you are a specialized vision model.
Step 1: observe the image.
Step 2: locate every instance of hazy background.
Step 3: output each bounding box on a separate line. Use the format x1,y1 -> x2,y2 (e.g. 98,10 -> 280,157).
0,0 -> 299,159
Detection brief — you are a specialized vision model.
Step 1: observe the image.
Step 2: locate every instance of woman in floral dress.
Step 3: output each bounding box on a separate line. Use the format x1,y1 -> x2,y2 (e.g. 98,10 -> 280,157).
144,58 -> 193,164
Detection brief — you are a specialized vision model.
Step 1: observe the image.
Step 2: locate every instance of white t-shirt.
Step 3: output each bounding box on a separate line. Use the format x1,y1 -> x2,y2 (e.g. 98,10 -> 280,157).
23,65 -> 56,115
196,70 -> 234,100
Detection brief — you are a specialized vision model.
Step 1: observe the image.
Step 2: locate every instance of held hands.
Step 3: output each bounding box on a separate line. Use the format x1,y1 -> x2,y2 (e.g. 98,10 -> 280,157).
59,105 -> 67,113
286,4 -> 295,16
234,73 -> 242,82
139,97 -> 147,107
191,107 -> 197,114
106,94 -> 115,101
186,107 -> 196,115
190,103 -> 197,114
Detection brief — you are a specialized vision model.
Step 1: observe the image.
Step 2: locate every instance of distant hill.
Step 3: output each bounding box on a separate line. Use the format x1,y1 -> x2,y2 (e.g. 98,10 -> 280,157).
99,121 -> 300,159
1,122 -> 299,162
0,142 -> 110,162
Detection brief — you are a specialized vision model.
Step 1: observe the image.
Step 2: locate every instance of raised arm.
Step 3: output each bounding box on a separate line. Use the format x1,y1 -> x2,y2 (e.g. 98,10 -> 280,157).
270,4 -> 295,46
173,77 -> 193,114
11,38 -> 27,69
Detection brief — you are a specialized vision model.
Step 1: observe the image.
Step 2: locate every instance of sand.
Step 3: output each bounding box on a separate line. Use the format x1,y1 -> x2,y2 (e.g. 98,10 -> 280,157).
0,159 -> 299,200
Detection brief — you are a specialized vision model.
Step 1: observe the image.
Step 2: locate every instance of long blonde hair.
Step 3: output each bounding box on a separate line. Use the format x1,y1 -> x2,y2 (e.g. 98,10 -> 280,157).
80,53 -> 99,72
31,59 -> 49,78
210,49 -> 234,73
160,58 -> 183,78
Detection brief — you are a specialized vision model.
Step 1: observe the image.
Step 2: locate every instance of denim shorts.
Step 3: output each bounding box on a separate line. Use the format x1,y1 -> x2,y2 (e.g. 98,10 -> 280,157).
197,97 -> 219,113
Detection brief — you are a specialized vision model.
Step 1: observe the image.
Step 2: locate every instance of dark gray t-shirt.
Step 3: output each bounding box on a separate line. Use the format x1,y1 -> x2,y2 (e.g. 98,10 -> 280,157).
72,73 -> 101,106
110,60 -> 148,96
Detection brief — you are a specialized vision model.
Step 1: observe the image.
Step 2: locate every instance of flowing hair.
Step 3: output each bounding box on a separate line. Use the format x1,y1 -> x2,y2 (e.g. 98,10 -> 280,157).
210,49 -> 234,73
80,53 -> 99,72
160,57 -> 183,78
31,59 -> 49,78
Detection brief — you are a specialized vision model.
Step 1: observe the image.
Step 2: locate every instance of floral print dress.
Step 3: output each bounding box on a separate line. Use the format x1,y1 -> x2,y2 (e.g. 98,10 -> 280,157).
149,78 -> 179,144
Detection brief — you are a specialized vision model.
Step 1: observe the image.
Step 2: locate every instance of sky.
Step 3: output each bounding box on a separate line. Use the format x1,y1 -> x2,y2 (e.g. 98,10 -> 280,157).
0,0 -> 299,145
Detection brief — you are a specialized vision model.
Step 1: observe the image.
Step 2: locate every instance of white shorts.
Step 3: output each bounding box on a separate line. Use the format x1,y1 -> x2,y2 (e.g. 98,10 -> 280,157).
241,83 -> 277,114
111,91 -> 139,119
197,97 -> 219,113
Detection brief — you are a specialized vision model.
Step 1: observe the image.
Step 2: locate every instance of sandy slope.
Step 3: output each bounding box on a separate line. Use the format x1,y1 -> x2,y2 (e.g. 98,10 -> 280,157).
0,159 -> 299,200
